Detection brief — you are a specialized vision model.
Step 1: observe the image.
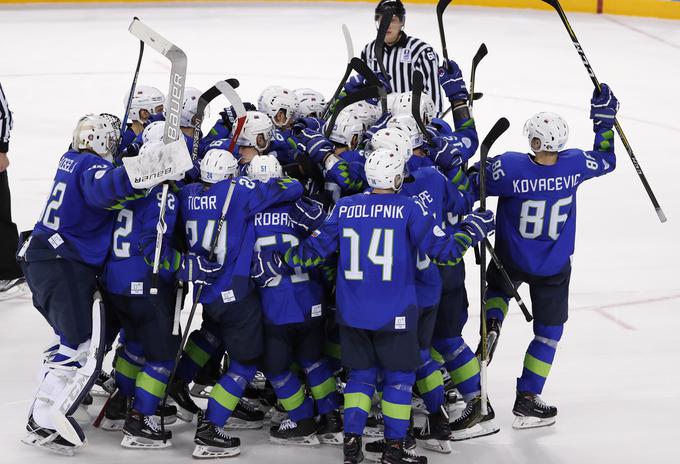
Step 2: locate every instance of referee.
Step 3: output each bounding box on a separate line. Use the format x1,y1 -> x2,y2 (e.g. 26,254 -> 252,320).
0,81 -> 25,299
361,0 -> 444,114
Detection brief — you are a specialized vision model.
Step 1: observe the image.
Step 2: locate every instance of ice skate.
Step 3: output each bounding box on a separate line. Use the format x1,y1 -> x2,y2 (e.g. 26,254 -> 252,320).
153,401 -> 178,426
0,277 -> 29,301
193,410 -> 241,458
121,409 -> 172,449
21,415 -> 80,456
380,439 -> 427,464
512,391 -> 557,429
269,402 -> 288,426
225,399 -> 264,430
364,410 -> 384,438
449,395 -> 500,441
90,370 -> 115,397
100,390 -> 129,431
317,409 -> 343,445
414,405 -> 451,453
167,378 -> 199,422
269,417 -> 320,446
365,435 -> 416,463
343,433 -> 364,464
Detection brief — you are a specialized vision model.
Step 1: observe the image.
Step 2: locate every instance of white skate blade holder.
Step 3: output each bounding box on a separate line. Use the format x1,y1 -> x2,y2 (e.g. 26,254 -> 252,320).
450,418 -> 500,441
21,431 -> 77,457
121,434 -> 172,449
417,436 -> 452,454
224,417 -> 263,430
269,434 -> 320,447
193,444 -> 241,459
512,415 -> 557,429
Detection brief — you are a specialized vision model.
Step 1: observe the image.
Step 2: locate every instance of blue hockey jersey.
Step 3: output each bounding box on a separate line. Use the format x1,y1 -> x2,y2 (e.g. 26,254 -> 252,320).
31,149 -> 142,268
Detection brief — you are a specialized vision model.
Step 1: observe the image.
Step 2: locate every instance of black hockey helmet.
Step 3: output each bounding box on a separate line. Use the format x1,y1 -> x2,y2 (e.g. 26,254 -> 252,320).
375,0 -> 406,22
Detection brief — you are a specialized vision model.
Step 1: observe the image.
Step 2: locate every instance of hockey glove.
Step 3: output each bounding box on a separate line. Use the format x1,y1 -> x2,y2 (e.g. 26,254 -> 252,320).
251,249 -> 291,288
292,117 -> 324,136
221,102 -> 257,133
427,136 -> 464,172
295,130 -> 334,164
459,209 -> 495,247
590,83 -> 619,131
290,197 -> 327,235
364,113 -> 392,144
177,254 -> 222,286
439,60 -> 469,102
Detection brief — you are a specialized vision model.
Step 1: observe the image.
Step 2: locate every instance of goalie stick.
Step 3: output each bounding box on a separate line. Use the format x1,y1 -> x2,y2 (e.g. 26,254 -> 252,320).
478,117 -> 510,416
128,18 -> 187,296
542,0 -> 666,224
322,24 -> 355,120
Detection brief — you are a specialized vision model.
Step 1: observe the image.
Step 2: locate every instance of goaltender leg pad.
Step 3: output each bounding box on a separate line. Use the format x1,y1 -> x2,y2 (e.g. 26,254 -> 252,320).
50,291 -> 106,446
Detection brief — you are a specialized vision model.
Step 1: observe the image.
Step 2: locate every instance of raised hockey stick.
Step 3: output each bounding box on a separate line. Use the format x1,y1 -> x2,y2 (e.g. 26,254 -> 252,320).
373,11 -> 392,113
190,78 -> 240,161
542,0 -> 666,224
411,71 -> 434,145
322,24 -> 354,120
436,0 -> 453,62
441,44 -> 487,118
117,24 -> 144,153
324,85 -> 382,139
478,117 -> 510,416
129,18 -> 188,295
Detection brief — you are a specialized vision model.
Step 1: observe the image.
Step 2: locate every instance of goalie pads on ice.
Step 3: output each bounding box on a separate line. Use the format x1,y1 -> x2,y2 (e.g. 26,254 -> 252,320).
123,139 -> 193,189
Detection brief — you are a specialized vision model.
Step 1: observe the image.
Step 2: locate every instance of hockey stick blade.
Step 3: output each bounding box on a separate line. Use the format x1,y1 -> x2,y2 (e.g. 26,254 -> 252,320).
436,0 -> 453,62
342,24 -> 354,63
469,43 -> 488,109
411,71 -> 433,145
322,25 -> 357,120
480,117 -> 510,159
191,78 -> 242,160
324,85 -> 381,139
212,81 -> 247,152
541,0 -> 666,223
350,57 -> 388,113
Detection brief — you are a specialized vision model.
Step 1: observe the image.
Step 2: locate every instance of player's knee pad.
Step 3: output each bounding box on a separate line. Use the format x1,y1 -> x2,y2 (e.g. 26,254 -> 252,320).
534,323 -> 563,344
226,360 -> 257,387
432,336 -> 464,358
382,370 -> 415,390
348,367 -> 379,388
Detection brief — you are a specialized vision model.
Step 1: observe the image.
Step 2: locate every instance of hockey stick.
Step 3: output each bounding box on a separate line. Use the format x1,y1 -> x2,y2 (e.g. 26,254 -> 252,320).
117,24 -> 145,153
129,18 -> 188,295
542,0 -> 666,224
322,24 -> 354,120
441,44 -> 487,118
478,117 -> 510,416
190,78 -> 240,161
436,0 -> 453,62
323,85 -> 382,139
374,11 -> 392,113
411,71 -> 434,145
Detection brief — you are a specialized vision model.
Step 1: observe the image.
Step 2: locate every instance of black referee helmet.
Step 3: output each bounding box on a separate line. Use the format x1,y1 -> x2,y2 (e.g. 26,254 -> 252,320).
375,0 -> 406,22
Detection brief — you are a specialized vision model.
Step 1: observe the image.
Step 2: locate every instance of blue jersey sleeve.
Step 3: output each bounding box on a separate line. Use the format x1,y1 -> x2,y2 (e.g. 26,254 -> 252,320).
79,162 -> 141,210
407,199 -> 470,266
245,176 -> 304,216
283,205 -> 340,270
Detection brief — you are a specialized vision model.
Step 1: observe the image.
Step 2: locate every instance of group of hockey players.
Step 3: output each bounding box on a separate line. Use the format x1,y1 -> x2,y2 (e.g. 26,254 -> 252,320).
16,1 -> 620,463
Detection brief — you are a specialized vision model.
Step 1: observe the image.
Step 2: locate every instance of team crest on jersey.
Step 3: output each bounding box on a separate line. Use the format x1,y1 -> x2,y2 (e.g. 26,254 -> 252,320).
400,49 -> 411,63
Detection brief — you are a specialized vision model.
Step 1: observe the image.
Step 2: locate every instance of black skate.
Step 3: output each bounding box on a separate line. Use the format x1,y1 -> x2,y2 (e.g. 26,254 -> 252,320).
269,401 -> 288,426
380,439 -> 427,464
414,405 -> 451,453
121,409 -> 172,449
365,434 -> 416,463
0,277 -> 28,301
154,401 -> 178,425
100,390 -> 129,432
193,410 -> 241,458
443,375 -> 463,412
449,395 -> 500,441
344,433 -> 364,464
364,410 -> 384,438
317,409 -> 344,445
22,415 -> 79,456
190,356 -> 222,399
167,378 -> 200,422
512,391 -> 557,429
270,417 -> 320,446
225,399 -> 264,430
475,318 -> 502,365
91,370 -> 115,397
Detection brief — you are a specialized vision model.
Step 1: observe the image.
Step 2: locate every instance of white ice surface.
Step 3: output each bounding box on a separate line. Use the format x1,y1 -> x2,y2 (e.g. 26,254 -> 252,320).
1,2 -> 679,463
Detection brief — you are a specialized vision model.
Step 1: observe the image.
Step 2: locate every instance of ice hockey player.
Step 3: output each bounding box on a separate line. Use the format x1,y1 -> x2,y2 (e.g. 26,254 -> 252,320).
17,114 -> 190,455
248,155 -> 342,446
257,86 -> 299,164
99,140 -> 223,449
119,85 -> 165,152
175,148 -> 304,458
294,88 -> 326,119
471,84 -> 618,430
252,147 -> 495,464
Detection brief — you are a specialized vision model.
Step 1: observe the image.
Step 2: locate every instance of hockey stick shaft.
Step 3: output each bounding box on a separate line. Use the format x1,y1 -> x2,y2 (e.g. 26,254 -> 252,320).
411,71 -> 433,145
484,238 -> 532,322
118,31 -> 144,151
436,0 -> 453,62
468,43 -> 488,110
542,0 -> 666,223
324,85 -> 382,139
322,24 -> 355,120
374,12 -> 392,113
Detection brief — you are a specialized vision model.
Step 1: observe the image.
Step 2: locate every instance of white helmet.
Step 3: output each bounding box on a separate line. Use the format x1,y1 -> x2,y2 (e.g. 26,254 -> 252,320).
370,128 -> 412,163
345,101 -> 382,127
523,112 -> 569,152
326,112 -> 365,150
180,87 -> 203,127
142,121 -> 165,145
391,91 -> 436,125
238,111 -> 274,153
258,85 -> 298,128
72,114 -> 119,160
200,149 -> 238,183
247,154 -> 283,182
387,114 -> 423,149
365,148 -> 405,191
294,88 -> 326,118
125,85 -> 165,122
386,92 -> 400,112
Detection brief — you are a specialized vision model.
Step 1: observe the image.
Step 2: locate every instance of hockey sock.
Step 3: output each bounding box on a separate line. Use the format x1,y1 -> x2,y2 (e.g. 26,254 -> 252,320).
432,337 -> 480,401
415,349 -> 445,414
114,342 -> 144,397
517,323 -> 563,394
206,360 -> 257,426
381,370 -> 415,440
323,337 -> 342,373
302,358 -> 340,415
133,360 -> 173,416
268,371 -> 314,422
344,368 -> 378,436
175,328 -> 221,384
484,290 -> 510,322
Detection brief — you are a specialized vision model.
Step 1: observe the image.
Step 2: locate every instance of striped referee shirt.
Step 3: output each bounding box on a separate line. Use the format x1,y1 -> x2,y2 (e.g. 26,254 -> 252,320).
361,33 -> 444,115
0,82 -> 13,153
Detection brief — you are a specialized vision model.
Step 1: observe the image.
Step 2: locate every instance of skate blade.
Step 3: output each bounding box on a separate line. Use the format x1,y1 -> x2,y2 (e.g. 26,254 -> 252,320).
363,427 -> 383,438
450,419 -> 500,441
73,405 -> 90,424
89,387 -> 111,398
192,444 -> 240,458
318,431 -> 344,445
269,434 -> 320,447
100,418 -> 124,432
416,437 -> 452,454
512,415 -> 556,430
0,283 -> 29,301
121,434 -> 172,449
224,418 -> 263,430
363,450 -> 382,463
21,432 -> 78,456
